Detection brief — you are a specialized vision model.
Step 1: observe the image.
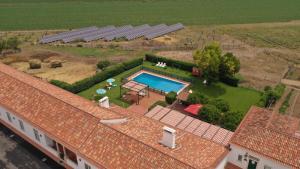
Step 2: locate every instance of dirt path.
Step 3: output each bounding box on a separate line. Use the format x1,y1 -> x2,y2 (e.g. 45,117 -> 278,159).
289,90 -> 300,118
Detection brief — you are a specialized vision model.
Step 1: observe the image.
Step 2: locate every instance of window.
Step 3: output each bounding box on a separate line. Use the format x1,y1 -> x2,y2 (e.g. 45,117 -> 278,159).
6,112 -> 12,122
84,163 -> 91,169
18,120 -> 25,131
45,135 -> 57,151
33,129 -> 40,142
264,165 -> 272,169
65,148 -> 78,164
238,155 -> 243,162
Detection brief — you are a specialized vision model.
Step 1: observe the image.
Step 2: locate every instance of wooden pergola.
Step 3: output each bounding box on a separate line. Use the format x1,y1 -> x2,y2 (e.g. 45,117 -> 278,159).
120,80 -> 149,105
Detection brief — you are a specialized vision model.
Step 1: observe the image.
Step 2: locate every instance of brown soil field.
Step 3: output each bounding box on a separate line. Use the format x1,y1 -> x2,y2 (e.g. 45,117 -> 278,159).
1,21 -> 300,89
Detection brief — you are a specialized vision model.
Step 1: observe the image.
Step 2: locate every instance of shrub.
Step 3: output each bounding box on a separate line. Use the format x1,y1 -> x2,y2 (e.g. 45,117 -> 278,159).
165,91 -> 177,104
258,84 -> 286,107
148,100 -> 168,111
221,111 -> 243,131
209,98 -> 230,112
199,104 -> 221,124
186,93 -> 209,104
97,60 -> 110,70
220,75 -> 239,87
145,53 -> 196,71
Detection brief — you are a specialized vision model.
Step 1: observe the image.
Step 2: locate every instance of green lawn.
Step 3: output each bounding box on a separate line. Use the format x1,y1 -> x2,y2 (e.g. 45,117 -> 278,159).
78,62 -> 261,113
1,0 -> 300,30
78,66 -> 141,108
190,79 -> 261,113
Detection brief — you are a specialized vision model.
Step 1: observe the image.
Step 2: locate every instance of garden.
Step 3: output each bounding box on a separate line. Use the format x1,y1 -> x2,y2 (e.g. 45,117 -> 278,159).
51,43 -> 284,131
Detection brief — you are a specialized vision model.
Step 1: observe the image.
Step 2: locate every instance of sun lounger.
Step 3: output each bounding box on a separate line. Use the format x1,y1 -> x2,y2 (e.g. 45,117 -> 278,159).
156,62 -> 161,66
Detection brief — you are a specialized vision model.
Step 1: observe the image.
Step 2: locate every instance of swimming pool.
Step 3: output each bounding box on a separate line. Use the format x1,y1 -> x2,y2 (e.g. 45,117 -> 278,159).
132,72 -> 186,93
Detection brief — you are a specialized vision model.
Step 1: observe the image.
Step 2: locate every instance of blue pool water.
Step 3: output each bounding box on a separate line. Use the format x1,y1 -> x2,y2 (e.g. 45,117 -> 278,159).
133,73 -> 185,93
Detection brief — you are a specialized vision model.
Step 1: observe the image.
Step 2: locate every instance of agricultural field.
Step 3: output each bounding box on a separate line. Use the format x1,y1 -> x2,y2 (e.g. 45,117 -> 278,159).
0,0 -> 300,30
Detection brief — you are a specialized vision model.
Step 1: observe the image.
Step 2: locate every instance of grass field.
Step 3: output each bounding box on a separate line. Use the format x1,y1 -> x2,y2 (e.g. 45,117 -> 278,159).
0,0 -> 300,30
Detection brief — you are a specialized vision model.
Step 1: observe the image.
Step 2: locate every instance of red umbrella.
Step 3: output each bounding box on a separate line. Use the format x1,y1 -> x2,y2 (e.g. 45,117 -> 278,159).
184,104 -> 203,115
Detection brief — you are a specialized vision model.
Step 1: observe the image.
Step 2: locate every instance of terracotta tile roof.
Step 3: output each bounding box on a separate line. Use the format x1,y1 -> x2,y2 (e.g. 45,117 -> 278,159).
0,63 -> 228,169
230,106 -> 300,168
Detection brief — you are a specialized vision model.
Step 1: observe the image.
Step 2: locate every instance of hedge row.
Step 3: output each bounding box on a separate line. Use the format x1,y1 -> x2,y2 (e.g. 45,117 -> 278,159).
219,75 -> 240,87
145,53 -> 196,72
142,66 -> 194,82
50,58 -> 143,93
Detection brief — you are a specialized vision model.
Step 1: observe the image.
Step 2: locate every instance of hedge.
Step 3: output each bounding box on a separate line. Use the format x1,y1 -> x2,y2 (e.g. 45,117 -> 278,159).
51,58 -> 143,93
145,53 -> 196,72
220,75 -> 239,87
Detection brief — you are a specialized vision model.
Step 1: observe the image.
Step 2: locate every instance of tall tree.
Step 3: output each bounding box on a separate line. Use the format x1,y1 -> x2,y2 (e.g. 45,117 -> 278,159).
219,52 -> 240,77
193,42 -> 222,83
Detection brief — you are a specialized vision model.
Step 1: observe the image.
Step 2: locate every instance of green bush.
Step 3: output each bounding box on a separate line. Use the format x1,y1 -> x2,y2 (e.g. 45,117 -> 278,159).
258,84 -> 286,107
145,53 -> 196,71
209,98 -> 230,112
148,100 -> 168,111
97,60 -> 110,70
186,93 -> 209,104
221,110 -> 243,131
198,104 -> 221,124
165,91 -> 177,104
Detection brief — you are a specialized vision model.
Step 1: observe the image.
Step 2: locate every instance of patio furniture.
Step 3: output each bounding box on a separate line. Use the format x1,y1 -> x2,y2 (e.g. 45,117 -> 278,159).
156,62 -> 161,66
106,78 -> 115,83
96,88 -> 107,95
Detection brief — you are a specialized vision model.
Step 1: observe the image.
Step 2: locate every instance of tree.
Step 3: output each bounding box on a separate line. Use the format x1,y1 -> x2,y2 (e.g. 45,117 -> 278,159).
186,93 -> 209,104
198,104 -> 221,124
6,37 -> 20,50
221,110 -> 243,131
209,98 -> 230,112
97,60 -> 111,70
219,52 -> 240,77
193,42 -> 222,83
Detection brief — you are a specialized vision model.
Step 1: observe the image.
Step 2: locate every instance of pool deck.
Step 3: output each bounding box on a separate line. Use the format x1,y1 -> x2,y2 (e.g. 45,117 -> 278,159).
126,70 -> 190,94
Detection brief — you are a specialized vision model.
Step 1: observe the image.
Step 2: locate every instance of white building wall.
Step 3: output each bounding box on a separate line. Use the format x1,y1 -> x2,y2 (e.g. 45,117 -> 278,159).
228,144 -> 291,169
77,156 -> 99,169
0,106 -> 97,169
215,155 -> 228,169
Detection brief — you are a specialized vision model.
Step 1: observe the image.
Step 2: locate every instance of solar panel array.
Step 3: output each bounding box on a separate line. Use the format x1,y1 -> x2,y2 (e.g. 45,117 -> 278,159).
40,23 -> 184,43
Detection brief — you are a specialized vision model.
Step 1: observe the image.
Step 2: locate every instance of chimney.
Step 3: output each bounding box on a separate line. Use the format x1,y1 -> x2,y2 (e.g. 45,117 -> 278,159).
160,126 -> 176,149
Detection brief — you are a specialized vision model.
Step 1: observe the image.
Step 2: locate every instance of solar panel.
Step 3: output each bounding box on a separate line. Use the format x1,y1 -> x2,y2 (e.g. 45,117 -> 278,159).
83,25 -> 133,42
145,23 -> 184,40
62,26 -> 116,43
126,24 -> 167,40
104,24 -> 150,41
40,26 -> 98,44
